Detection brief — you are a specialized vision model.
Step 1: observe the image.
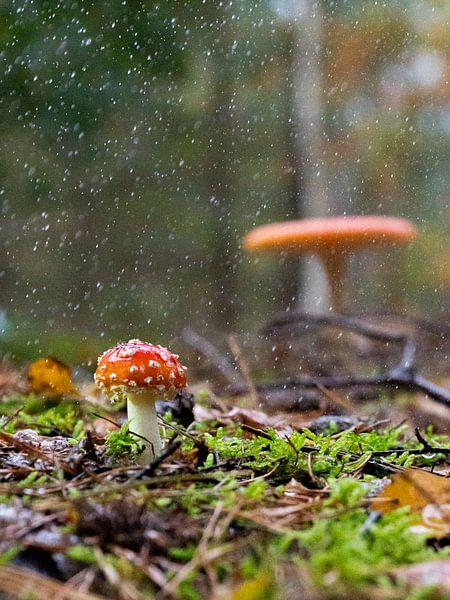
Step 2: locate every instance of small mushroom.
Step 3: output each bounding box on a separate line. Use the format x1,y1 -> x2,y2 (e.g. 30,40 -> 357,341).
243,215 -> 417,311
94,339 -> 187,463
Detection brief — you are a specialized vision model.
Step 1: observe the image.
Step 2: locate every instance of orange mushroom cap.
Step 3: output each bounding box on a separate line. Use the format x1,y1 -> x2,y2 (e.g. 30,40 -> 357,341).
243,216 -> 417,254
94,339 -> 187,401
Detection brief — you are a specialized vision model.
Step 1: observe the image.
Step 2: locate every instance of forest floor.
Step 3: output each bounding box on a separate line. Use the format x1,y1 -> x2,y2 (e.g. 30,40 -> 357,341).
1,313 -> 450,599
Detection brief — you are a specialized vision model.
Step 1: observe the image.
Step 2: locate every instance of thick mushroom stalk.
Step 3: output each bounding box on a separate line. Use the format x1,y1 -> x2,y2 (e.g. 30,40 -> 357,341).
126,391 -> 161,462
94,339 -> 187,463
319,250 -> 347,312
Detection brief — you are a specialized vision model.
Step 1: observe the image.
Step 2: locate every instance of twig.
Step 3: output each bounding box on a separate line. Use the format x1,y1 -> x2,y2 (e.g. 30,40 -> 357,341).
414,427 -> 434,451
90,412 -> 120,428
182,327 -> 244,386
159,502 -> 232,598
370,447 -> 450,456
227,334 -> 259,405
241,424 -> 272,440
94,547 -> 141,600
111,546 -> 167,589
133,438 -> 182,480
230,369 -> 450,408
0,565 -> 106,600
263,310 -> 408,342
259,310 -> 450,406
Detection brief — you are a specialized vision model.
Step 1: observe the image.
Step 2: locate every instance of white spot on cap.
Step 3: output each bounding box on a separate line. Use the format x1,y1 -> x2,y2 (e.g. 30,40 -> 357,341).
156,374 -> 164,382
144,376 -> 153,384
128,380 -> 137,386
129,365 -> 139,373
149,360 -> 160,368
110,373 -> 117,380
118,347 -> 137,358
169,371 -> 175,382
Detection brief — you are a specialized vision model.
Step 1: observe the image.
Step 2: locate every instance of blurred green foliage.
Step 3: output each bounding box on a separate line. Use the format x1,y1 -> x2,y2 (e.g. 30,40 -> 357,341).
0,0 -> 448,363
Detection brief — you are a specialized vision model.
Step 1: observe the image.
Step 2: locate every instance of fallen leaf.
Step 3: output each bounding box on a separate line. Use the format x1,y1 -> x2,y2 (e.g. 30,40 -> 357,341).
373,468 -> 450,513
0,565 -> 104,600
194,405 -> 298,436
230,573 -> 273,600
28,357 -> 77,397
373,468 -> 450,537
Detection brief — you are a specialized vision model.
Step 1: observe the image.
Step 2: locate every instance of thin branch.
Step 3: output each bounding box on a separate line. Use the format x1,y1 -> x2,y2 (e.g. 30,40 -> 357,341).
263,310 -> 408,342
133,438 -> 182,480
227,334 -> 259,405
182,327 -> 244,386
242,370 -> 450,408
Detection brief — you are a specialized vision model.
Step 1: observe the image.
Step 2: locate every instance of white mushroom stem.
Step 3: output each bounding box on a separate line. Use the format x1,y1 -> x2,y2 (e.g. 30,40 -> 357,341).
126,391 -> 161,463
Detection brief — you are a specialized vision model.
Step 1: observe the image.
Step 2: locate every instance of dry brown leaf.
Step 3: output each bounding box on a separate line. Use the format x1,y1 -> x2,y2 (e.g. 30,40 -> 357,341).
28,357 -> 77,397
0,564 -> 105,600
194,404 -> 312,437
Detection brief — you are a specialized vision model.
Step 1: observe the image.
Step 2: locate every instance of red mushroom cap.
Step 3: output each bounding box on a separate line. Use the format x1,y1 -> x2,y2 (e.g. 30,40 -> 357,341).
243,216 -> 417,254
94,339 -> 187,400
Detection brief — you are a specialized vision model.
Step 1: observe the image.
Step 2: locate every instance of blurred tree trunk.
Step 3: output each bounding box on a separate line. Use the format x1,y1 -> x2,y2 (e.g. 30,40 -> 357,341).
289,0 -> 330,312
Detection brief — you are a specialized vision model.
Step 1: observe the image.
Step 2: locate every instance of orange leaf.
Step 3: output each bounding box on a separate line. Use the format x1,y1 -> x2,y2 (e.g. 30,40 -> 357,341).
373,468 -> 450,511
28,357 -> 77,398
373,469 -> 450,535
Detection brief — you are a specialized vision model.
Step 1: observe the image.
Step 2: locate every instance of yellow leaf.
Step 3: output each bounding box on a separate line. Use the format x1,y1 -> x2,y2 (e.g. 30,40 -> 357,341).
230,574 -> 273,600
373,468 -> 450,513
28,357 -> 77,397
373,469 -> 450,536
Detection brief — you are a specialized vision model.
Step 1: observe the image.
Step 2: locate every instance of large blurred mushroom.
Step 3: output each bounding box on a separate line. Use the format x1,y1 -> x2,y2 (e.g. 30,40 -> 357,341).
243,215 -> 417,312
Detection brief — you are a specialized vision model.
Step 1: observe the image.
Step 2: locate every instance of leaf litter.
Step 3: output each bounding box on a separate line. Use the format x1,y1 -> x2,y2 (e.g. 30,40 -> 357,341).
1,317 -> 450,598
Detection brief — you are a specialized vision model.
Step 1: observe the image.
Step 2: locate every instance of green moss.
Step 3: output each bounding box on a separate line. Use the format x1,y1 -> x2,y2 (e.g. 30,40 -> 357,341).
105,422 -> 144,459
24,404 -> 83,437
176,571 -> 202,600
289,480 -> 446,595
178,476 -> 238,516
297,506 -> 437,589
241,479 -> 268,500
66,544 -> 97,564
0,544 -> 21,565
0,395 -> 85,438
223,479 -> 446,598
168,544 -> 197,561
203,425 -> 449,483
18,471 -> 49,488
